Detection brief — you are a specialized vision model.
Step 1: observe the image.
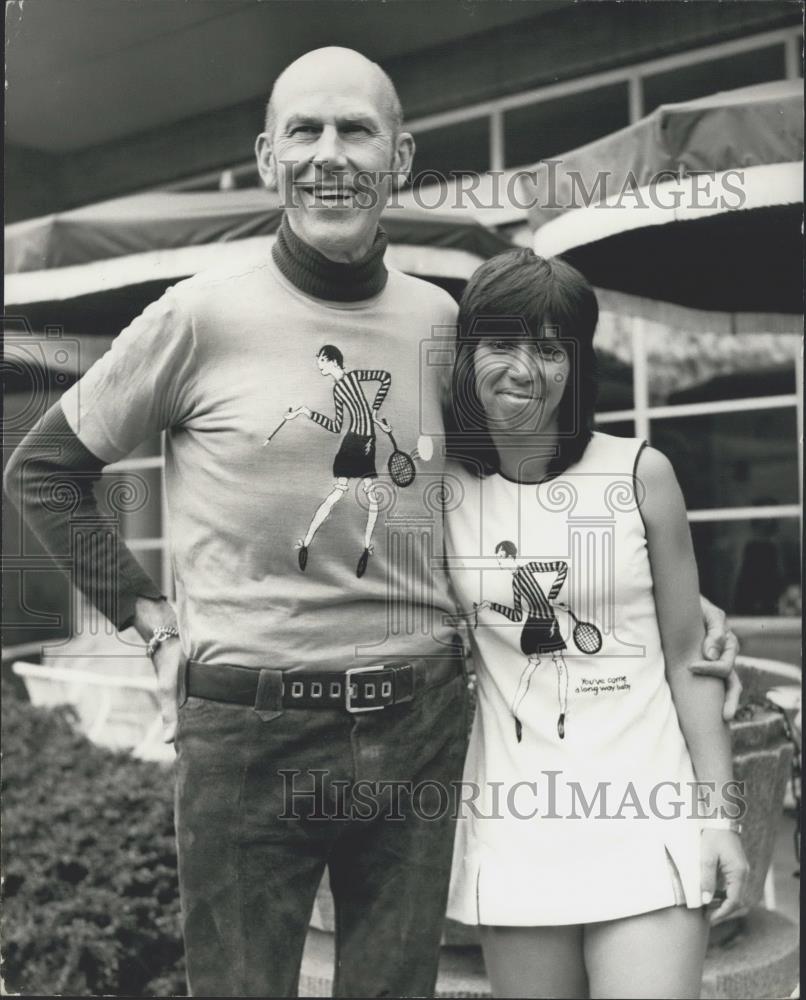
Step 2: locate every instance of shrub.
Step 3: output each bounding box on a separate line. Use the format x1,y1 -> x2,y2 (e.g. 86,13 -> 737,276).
1,683 -> 187,995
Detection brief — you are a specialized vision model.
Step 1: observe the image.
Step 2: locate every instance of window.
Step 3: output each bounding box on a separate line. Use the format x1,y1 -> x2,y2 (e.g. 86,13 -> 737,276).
504,83 -> 629,169
642,45 -> 787,114
651,409 -> 799,510
410,117 -> 490,187
692,518 -> 801,618
593,301 -> 801,620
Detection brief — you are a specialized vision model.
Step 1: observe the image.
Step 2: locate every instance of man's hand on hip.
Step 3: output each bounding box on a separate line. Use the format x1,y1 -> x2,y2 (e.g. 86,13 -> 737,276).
134,595 -> 185,743
689,595 -> 742,721
152,637 -> 185,743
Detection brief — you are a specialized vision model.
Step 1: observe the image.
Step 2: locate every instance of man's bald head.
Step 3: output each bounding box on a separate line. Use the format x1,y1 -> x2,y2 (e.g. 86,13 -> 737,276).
264,47 -> 403,139
255,45 -> 414,262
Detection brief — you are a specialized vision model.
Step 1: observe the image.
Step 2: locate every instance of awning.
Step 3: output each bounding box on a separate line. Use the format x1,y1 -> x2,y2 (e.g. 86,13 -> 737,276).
524,80 -> 803,231
5,189 -> 512,307
525,81 -> 804,312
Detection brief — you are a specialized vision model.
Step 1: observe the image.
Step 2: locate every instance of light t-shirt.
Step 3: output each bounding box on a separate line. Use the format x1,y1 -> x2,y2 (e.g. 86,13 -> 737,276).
62,250 -> 460,671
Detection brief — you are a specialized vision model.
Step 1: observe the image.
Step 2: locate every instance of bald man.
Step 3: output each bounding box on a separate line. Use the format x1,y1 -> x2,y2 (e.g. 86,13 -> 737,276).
5,46 -> 740,998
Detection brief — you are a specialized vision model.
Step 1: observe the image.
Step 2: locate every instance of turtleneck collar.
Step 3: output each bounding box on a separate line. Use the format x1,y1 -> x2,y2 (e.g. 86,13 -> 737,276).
271,213 -> 389,302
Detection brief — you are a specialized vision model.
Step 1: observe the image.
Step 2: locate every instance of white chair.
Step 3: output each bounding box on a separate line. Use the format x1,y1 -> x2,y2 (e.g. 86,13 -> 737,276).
12,660 -> 173,763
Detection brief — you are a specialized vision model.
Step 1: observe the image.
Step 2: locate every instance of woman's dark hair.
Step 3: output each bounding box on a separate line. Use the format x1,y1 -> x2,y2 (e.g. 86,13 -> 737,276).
444,248 -> 599,479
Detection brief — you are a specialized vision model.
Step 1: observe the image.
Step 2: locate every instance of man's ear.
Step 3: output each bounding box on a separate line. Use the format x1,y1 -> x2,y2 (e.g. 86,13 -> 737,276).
255,133 -> 277,190
391,131 -> 415,189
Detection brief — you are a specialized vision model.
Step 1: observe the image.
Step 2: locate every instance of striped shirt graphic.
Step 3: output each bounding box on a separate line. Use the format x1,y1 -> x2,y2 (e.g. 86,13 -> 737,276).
491,561 -> 568,621
310,370 -> 391,437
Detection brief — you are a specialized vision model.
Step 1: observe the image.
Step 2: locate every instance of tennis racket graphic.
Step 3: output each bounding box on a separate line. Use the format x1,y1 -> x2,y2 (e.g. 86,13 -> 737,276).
552,602 -> 602,654
383,427 -> 416,487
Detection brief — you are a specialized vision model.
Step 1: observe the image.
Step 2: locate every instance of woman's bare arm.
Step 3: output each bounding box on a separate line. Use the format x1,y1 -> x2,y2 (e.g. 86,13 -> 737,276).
638,447 -> 731,791
638,445 -> 748,920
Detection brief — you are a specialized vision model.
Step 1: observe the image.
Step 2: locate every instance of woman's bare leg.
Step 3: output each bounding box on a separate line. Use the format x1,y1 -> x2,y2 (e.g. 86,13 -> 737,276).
479,924 -> 588,999
584,906 -> 707,999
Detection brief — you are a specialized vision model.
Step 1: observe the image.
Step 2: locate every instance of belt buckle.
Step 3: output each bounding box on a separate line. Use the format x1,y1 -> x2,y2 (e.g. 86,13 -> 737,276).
345,665 -> 387,713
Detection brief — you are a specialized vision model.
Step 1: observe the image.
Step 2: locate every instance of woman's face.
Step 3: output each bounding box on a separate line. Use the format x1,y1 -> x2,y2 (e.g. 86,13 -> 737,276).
473,335 -> 571,434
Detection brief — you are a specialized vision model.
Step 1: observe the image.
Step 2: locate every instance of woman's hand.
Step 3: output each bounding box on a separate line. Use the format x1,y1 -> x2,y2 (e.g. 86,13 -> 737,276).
474,600 -> 490,612
374,415 -> 391,434
700,829 -> 750,924
285,405 -> 311,420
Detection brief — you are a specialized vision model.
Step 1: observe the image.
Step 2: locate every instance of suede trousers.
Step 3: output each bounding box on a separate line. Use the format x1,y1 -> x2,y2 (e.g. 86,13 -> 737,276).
174,658 -> 469,997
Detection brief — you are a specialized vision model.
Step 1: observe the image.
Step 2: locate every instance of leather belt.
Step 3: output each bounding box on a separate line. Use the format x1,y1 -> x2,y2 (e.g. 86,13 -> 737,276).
185,656 -> 462,713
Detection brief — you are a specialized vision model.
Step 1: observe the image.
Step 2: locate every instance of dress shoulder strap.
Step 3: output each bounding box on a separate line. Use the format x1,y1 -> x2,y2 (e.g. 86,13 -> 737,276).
568,433 -> 648,518
582,432 -> 647,478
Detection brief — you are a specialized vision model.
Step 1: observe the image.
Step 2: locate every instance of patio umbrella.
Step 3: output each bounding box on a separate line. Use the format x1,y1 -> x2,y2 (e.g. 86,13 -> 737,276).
525,80 -> 803,312
5,188 -> 511,315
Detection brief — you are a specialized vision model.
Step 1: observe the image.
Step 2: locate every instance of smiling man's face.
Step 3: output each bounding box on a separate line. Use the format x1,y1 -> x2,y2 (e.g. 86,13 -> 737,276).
256,48 -> 414,263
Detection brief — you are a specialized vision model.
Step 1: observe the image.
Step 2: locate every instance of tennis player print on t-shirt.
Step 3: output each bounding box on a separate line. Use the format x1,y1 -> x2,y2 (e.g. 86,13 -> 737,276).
484,543 -> 571,742
469,542 -> 605,742
283,344 -> 394,580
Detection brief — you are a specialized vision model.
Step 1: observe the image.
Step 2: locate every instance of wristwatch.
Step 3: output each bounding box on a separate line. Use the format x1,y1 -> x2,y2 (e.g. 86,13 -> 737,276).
700,817 -> 743,834
145,625 -> 180,659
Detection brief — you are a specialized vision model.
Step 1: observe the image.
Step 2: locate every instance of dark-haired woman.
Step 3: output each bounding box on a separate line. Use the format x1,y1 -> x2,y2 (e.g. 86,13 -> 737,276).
443,250 -> 749,999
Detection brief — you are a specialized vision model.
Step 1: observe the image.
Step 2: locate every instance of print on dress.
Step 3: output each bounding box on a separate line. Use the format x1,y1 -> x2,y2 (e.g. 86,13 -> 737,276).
277,344 -> 405,579
468,542 -> 602,742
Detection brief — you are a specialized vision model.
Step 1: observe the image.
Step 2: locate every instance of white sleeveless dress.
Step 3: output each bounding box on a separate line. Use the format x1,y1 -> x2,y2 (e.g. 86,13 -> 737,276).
445,433 -> 702,926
